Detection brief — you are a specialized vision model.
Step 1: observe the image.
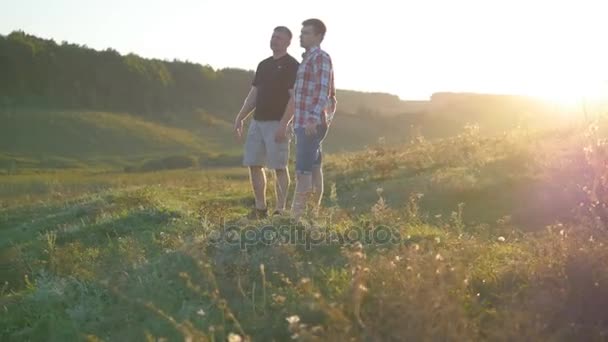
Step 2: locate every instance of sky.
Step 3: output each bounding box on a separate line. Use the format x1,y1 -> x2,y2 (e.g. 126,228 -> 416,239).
1,0 -> 607,101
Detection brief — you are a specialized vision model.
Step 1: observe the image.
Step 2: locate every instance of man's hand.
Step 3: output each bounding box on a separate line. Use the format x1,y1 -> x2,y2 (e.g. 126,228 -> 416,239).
275,124 -> 288,143
234,118 -> 244,142
329,96 -> 337,115
304,121 -> 317,136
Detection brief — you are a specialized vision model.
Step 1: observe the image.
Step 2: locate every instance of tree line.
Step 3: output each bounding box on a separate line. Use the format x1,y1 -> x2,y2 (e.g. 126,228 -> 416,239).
0,31 -> 253,118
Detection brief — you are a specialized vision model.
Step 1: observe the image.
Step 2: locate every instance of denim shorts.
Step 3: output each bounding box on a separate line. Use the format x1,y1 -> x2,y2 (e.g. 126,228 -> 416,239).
294,123 -> 328,173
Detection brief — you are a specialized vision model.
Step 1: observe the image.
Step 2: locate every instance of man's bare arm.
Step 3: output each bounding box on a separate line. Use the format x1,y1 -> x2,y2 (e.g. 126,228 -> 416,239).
235,86 -> 258,123
280,89 -> 295,127
275,90 -> 295,142
234,86 -> 258,141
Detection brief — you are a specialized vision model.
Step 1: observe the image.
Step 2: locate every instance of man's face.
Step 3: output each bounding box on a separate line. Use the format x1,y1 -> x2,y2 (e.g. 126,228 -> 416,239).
299,25 -> 318,49
270,30 -> 290,53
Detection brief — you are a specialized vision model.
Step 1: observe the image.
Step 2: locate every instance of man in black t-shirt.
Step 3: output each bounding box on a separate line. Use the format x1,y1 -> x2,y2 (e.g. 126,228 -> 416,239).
234,26 -> 299,218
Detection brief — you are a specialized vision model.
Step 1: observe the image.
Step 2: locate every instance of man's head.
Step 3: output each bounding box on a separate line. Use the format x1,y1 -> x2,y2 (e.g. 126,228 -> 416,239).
270,26 -> 292,54
300,18 -> 326,49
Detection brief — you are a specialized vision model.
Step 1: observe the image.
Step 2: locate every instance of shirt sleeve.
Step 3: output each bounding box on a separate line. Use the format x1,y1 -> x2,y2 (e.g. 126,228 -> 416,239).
306,53 -> 332,126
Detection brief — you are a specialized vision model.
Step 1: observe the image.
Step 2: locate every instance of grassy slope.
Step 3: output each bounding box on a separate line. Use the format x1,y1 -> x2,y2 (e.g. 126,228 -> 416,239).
0,108 -> 420,170
1,119 -> 608,341
0,109 -> 228,169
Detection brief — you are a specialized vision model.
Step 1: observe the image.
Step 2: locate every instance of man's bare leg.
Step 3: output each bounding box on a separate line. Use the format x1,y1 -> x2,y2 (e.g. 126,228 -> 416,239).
291,172 -> 312,220
274,168 -> 290,213
249,166 -> 267,210
311,165 -> 323,217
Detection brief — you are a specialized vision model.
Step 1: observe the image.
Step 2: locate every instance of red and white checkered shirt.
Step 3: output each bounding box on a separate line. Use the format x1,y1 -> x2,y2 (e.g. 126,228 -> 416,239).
293,46 -> 336,128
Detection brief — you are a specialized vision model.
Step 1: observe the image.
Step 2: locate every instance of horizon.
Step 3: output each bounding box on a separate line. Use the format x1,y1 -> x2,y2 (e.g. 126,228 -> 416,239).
2,0 -> 607,103
3,28 -> 572,103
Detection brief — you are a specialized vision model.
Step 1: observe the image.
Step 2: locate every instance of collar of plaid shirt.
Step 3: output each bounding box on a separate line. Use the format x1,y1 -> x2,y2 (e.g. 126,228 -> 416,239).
301,45 -> 321,60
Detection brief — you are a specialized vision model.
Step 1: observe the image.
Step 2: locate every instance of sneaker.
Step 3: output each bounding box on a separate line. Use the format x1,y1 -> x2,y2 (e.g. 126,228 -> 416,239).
247,207 -> 268,220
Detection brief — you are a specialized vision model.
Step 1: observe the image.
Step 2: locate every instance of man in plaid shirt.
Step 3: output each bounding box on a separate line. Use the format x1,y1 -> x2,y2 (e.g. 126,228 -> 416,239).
285,18 -> 337,219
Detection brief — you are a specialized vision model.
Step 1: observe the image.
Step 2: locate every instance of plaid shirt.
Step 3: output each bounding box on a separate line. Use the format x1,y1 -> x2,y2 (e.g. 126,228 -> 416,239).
293,46 -> 336,128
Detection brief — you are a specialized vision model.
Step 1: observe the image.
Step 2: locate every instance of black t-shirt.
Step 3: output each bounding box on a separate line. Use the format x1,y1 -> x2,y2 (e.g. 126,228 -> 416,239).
252,54 -> 299,121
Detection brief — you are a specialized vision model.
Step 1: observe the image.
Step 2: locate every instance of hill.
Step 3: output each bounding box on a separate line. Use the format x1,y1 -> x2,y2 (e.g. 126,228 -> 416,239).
1,120 -> 607,341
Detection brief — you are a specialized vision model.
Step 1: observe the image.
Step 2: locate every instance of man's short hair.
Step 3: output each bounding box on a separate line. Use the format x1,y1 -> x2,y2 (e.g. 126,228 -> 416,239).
274,26 -> 293,40
302,18 -> 327,38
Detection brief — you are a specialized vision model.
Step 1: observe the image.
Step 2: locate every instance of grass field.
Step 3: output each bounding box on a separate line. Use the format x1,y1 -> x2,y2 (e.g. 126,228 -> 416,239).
2,117 -> 608,341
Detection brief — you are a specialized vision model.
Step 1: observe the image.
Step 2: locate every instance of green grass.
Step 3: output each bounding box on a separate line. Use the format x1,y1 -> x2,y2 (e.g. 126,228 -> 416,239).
0,109 -> 241,171
2,120 -> 608,341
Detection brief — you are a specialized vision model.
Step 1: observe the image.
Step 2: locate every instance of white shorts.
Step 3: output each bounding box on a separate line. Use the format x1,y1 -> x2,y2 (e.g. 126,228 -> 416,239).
243,120 -> 292,170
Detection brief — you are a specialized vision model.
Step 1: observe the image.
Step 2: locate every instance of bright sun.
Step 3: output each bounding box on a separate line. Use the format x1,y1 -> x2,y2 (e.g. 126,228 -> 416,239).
534,80 -> 608,108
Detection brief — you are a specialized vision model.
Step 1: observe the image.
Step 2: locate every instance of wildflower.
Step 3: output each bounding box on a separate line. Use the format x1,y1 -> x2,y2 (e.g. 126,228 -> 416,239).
497,236 -> 506,242
435,253 -> 444,261
286,315 -> 300,325
196,309 -> 206,316
227,333 -> 242,342
272,294 -> 287,304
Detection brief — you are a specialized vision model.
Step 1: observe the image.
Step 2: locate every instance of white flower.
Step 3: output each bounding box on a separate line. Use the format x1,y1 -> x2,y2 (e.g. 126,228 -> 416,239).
497,236 -> 506,242
227,333 -> 242,342
435,253 -> 444,261
353,251 -> 365,259
272,294 -> 286,304
196,309 -> 206,316
286,315 -> 300,325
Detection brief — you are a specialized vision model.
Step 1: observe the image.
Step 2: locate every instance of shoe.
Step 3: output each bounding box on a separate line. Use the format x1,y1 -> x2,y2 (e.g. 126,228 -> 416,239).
247,207 -> 268,220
